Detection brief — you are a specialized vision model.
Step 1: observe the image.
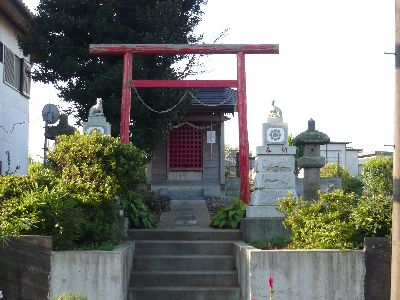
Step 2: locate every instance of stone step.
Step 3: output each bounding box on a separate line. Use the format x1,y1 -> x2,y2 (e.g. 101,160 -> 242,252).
134,240 -> 233,255
130,270 -> 238,287
129,286 -> 240,300
128,229 -> 242,241
133,255 -> 235,271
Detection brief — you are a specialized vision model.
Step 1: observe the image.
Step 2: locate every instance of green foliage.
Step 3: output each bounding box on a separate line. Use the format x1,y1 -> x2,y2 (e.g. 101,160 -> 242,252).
120,191 -> 156,229
19,0 -> 206,152
140,190 -> 171,216
250,237 -> 290,250
362,156 -> 393,197
288,134 -> 304,175
277,191 -> 392,249
210,199 -> 247,229
320,163 -> 363,195
51,292 -> 87,300
0,133 -> 149,250
48,132 -> 146,203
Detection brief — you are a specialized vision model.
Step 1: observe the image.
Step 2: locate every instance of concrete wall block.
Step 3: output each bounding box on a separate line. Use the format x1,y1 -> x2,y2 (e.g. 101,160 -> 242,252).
253,172 -> 296,189
50,242 -> 135,300
246,206 -> 282,218
235,247 -> 365,300
250,189 -> 295,206
255,155 -> 295,173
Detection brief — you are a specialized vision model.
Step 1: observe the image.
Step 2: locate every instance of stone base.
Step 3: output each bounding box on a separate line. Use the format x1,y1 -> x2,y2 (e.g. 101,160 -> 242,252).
251,189 -> 296,206
246,205 -> 282,218
241,217 -> 290,242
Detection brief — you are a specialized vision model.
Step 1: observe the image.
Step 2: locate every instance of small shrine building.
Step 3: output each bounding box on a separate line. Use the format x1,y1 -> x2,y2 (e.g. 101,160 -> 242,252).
149,88 -> 236,198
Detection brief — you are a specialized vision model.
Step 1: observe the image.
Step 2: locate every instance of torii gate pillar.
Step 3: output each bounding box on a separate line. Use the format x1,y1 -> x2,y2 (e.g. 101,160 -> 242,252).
89,44 -> 279,203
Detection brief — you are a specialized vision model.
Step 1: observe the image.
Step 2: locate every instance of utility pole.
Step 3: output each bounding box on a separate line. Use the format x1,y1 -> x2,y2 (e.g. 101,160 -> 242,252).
392,1 -> 400,298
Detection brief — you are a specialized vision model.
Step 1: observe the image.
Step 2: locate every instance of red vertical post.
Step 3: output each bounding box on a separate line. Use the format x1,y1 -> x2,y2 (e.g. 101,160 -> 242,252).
237,52 -> 250,203
120,52 -> 133,144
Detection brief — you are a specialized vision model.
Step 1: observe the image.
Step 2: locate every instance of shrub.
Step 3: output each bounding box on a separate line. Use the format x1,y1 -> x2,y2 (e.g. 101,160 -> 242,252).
362,156 -> 393,197
320,163 -> 363,195
251,237 -> 290,250
210,199 -> 247,229
48,132 -> 146,203
1,132 -> 149,249
277,190 -> 392,249
121,191 -> 156,229
51,292 -> 87,300
140,190 -> 171,216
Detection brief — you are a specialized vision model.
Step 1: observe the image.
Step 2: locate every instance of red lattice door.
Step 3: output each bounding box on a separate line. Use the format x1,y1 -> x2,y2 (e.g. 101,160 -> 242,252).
168,125 -> 203,169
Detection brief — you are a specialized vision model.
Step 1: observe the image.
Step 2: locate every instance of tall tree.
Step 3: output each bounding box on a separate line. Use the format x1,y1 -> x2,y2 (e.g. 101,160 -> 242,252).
20,0 -> 207,152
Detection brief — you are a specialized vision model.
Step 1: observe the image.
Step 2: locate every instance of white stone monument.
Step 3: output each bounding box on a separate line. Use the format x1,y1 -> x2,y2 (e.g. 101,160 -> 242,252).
246,100 -> 297,218
83,98 -> 111,135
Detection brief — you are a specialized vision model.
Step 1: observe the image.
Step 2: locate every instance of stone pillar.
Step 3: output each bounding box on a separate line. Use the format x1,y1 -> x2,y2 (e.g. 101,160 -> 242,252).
242,101 -> 295,241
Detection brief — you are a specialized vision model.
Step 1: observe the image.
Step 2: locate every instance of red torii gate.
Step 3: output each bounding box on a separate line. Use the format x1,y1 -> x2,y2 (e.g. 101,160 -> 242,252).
89,44 -> 279,203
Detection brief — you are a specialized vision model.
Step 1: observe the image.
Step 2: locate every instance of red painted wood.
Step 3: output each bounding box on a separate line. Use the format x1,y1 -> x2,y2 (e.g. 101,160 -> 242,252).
169,124 -> 203,169
90,44 -> 279,55
132,80 -> 238,88
237,52 -> 250,204
120,52 -> 133,144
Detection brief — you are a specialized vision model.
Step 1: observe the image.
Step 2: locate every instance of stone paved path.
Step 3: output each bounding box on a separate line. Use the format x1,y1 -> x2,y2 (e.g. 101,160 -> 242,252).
157,200 -> 211,229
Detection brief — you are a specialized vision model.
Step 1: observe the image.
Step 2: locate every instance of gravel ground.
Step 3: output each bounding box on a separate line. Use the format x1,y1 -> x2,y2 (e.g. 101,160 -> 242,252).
204,197 -> 235,216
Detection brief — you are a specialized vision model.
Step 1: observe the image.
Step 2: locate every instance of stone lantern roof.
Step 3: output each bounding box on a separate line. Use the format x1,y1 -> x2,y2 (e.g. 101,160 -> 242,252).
294,118 -> 330,145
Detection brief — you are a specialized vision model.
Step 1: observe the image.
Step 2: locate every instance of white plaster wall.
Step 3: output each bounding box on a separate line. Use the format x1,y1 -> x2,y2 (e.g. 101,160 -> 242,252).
234,243 -> 365,300
0,11 -> 29,174
50,242 -> 135,300
320,143 -> 347,168
346,150 -> 360,177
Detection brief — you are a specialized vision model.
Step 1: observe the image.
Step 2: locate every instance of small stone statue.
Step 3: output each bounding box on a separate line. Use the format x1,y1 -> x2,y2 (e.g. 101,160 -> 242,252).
89,98 -> 104,117
268,100 -> 282,118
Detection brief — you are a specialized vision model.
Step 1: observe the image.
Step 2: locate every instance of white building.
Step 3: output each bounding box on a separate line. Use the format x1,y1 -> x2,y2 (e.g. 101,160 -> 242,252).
0,0 -> 32,174
320,142 -> 362,177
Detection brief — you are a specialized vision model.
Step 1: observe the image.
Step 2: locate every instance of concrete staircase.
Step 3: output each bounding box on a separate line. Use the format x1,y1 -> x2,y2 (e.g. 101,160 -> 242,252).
128,229 -> 242,300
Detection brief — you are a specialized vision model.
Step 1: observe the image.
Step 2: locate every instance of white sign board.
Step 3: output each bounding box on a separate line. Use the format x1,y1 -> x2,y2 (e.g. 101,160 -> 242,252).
207,131 -> 216,143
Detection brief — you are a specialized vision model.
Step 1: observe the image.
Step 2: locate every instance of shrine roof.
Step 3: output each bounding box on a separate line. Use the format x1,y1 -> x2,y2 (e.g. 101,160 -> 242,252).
191,88 -> 237,113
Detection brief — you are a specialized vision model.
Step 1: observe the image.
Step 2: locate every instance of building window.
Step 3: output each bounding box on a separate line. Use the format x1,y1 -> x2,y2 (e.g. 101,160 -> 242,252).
3,46 -> 30,97
169,124 -> 203,169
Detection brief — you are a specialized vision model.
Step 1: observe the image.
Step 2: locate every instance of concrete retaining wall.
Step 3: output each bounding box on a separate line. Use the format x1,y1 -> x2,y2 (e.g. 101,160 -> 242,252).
50,241 -> 135,300
234,242 -> 365,300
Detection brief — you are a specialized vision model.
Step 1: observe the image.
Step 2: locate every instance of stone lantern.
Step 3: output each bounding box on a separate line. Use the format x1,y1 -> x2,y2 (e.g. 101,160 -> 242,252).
294,119 -> 330,201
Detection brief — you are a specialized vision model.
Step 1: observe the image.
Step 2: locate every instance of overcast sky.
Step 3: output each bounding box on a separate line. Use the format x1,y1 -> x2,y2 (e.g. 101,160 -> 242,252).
24,0 -> 395,160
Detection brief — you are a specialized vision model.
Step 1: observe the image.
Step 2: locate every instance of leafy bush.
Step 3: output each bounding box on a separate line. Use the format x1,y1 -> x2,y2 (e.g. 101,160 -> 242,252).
251,237 -> 290,250
210,199 -> 247,229
362,156 -> 393,197
51,292 -> 87,300
48,132 -> 146,203
140,190 -> 171,216
277,190 -> 392,249
320,163 -> 363,195
1,132 -> 149,249
121,191 -> 156,229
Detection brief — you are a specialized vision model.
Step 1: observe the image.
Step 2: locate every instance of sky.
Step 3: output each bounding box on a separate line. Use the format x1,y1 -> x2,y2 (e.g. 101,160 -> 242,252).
24,0 -> 395,160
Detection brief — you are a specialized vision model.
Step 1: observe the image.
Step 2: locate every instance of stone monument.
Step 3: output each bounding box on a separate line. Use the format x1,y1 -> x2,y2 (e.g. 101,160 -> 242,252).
45,114 -> 76,140
83,98 -> 111,135
242,101 -> 296,241
294,118 -> 330,201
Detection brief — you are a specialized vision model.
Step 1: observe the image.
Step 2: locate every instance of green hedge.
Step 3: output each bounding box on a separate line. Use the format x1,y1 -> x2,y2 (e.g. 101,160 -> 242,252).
277,190 -> 392,249
0,132 -> 148,249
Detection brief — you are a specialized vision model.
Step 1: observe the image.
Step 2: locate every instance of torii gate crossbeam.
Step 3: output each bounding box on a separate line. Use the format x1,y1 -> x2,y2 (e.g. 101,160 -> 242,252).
89,43 -> 279,203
